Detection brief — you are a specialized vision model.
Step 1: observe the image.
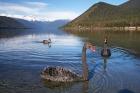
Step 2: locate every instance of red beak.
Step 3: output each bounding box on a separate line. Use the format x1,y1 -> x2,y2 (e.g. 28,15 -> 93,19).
90,46 -> 96,52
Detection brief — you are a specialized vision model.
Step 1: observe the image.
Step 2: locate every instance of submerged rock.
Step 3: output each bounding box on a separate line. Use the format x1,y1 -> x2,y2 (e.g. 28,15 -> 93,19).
40,66 -> 82,82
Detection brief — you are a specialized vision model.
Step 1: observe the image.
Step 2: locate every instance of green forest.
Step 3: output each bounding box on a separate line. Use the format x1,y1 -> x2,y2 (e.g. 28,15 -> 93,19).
63,0 -> 140,29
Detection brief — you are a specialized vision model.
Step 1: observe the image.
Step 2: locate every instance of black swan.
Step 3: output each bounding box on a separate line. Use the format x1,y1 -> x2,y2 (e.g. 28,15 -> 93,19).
43,38 -> 51,44
101,38 -> 111,57
40,42 -> 96,82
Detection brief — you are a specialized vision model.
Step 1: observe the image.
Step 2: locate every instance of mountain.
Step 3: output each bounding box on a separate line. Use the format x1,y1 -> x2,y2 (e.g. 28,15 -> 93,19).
63,0 -> 140,29
16,18 -> 69,30
0,16 -> 26,29
0,15 -> 69,29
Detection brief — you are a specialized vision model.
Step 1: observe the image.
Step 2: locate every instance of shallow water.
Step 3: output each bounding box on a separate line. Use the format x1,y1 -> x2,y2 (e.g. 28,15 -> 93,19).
0,29 -> 140,93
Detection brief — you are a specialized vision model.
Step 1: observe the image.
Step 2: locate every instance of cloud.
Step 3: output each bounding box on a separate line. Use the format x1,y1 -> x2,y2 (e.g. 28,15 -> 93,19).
0,1 -> 79,21
0,2 -> 40,15
25,2 -> 48,8
37,11 -> 79,21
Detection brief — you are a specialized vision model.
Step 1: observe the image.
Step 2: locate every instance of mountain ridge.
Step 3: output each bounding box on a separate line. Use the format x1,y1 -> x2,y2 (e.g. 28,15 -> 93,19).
0,16 -> 69,29
63,0 -> 140,30
0,16 -> 26,29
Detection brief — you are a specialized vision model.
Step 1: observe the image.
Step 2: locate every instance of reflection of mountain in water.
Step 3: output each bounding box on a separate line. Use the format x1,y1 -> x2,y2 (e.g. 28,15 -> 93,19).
67,31 -> 140,54
0,28 -> 66,39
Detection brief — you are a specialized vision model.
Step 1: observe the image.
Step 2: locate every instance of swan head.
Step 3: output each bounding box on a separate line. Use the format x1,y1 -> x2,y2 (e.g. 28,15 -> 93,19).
85,42 -> 96,52
104,37 -> 108,44
48,38 -> 51,42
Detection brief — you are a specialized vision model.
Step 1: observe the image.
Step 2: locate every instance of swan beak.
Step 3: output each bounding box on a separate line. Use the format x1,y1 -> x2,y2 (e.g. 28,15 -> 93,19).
90,46 -> 96,52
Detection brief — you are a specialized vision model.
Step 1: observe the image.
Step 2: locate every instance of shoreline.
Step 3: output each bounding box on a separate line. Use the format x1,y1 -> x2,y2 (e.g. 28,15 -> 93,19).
63,26 -> 140,31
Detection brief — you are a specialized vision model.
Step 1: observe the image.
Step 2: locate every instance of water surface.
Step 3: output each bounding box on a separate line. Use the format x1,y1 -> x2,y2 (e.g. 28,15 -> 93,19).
0,29 -> 140,93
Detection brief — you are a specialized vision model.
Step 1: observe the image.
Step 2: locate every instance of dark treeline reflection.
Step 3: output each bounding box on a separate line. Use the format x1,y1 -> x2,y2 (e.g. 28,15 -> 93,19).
66,30 -> 140,54
0,28 -> 66,39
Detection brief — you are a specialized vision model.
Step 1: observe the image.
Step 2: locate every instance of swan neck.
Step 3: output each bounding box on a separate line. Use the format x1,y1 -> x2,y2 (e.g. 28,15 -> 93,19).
82,45 -> 87,62
82,44 -> 88,81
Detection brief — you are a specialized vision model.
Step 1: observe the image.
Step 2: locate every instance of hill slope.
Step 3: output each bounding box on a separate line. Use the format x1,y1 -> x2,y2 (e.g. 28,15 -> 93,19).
0,16 -> 26,29
63,0 -> 140,29
0,16 -> 69,29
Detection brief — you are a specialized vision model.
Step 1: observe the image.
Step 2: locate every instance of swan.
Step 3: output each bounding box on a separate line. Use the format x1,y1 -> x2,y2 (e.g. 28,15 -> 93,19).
101,38 -> 111,57
40,42 -> 96,82
43,38 -> 51,44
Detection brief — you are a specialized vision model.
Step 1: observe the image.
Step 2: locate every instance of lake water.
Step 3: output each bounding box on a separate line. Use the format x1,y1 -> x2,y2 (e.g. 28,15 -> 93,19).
0,29 -> 140,93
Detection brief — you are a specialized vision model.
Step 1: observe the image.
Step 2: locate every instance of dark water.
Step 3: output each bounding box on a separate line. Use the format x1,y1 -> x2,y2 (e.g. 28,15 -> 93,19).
0,29 -> 140,93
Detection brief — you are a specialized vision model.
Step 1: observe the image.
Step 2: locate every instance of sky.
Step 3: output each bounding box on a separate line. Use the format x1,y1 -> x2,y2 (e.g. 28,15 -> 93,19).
0,0 -> 128,21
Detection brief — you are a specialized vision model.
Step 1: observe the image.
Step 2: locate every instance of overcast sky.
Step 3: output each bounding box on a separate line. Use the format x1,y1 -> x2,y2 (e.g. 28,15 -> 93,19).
0,0 -> 128,21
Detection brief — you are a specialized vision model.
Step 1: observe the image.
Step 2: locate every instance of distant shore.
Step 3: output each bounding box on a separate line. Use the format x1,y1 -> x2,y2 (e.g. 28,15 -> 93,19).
63,26 -> 140,31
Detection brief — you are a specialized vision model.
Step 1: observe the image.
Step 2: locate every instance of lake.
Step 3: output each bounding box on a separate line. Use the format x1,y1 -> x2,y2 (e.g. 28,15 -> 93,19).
0,28 -> 140,93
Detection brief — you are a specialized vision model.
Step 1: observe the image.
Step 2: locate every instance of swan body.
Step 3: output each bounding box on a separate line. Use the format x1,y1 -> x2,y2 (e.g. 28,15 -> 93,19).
101,38 -> 111,57
43,38 -> 51,44
41,42 -> 96,82
101,48 -> 111,57
41,66 -> 82,82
